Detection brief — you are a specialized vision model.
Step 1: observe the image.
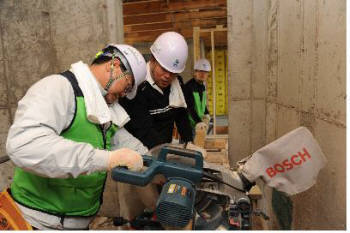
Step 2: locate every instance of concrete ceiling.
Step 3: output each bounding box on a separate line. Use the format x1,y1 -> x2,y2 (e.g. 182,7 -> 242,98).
123,0 -> 227,46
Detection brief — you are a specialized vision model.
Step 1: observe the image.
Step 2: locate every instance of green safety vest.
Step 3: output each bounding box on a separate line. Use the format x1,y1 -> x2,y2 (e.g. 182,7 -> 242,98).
188,91 -> 207,128
11,72 -> 117,217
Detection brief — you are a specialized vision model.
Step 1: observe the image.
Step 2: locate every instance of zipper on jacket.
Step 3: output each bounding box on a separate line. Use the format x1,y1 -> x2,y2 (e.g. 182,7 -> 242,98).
99,123 -> 112,149
99,125 -> 107,149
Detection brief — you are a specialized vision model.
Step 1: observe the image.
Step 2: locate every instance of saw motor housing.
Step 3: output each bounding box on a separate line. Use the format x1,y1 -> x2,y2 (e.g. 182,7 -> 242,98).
112,146 -> 203,228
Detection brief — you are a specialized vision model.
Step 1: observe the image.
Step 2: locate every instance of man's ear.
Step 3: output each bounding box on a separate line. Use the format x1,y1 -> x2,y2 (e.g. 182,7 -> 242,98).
149,57 -> 156,70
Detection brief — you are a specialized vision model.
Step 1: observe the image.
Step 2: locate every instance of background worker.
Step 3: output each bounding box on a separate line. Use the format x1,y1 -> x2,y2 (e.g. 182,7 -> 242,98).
6,44 -> 147,230
120,31 -> 193,149
184,58 -> 212,135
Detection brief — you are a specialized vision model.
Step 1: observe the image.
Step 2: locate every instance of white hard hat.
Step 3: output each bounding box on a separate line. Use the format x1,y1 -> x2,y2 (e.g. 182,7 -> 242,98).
108,44 -> 147,99
150,31 -> 188,73
194,58 -> 211,72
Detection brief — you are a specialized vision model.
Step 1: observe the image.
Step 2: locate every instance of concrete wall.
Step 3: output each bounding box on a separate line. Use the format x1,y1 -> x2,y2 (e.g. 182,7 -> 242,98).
227,0 -> 345,230
0,0 -> 124,191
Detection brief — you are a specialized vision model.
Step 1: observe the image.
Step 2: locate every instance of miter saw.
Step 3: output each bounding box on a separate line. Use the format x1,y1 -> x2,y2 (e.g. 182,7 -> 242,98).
111,144 -> 269,230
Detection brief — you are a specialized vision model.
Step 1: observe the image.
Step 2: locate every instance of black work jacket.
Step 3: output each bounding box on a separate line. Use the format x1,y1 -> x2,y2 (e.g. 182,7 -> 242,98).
120,76 -> 193,149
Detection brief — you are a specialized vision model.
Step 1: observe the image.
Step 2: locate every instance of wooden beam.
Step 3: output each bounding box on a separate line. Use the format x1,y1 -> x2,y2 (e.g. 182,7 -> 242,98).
193,26 -> 200,63
174,18 -> 227,29
123,0 -> 226,15
204,138 -> 227,150
201,30 -> 227,47
211,30 -> 216,134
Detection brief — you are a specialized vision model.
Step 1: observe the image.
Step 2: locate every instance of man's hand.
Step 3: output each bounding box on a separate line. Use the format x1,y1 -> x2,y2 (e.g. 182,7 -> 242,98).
108,148 -> 143,171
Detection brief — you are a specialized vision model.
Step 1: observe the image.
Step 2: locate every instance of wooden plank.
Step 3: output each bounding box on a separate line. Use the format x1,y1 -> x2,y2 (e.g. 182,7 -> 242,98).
124,8 -> 226,25
124,18 -> 226,33
124,12 -> 169,25
205,150 -> 229,165
123,0 -> 163,15
206,134 -> 228,139
174,18 -> 227,29
172,8 -> 226,22
199,25 -> 228,32
125,28 -> 227,45
193,26 -> 200,63
194,127 -> 206,148
248,185 -> 263,200
124,28 -> 194,43
211,30 -> 216,135
204,138 -> 227,149
215,125 -> 228,134
249,185 -> 268,230
124,22 -> 174,33
124,0 -> 226,16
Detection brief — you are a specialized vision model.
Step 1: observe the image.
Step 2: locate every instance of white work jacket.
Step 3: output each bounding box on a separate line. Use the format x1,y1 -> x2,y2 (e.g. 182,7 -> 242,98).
6,66 -> 147,229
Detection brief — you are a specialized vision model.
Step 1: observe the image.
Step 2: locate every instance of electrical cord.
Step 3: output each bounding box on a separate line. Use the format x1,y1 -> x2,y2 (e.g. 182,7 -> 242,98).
201,170 -> 246,193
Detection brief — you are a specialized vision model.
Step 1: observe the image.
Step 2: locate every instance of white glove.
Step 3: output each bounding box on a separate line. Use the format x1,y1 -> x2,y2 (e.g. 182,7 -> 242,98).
202,114 -> 210,126
195,122 -> 208,132
108,148 -> 143,171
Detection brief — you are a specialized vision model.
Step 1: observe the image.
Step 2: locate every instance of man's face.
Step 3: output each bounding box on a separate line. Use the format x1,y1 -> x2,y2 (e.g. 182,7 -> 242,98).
194,70 -> 209,83
104,61 -> 134,104
151,60 -> 177,89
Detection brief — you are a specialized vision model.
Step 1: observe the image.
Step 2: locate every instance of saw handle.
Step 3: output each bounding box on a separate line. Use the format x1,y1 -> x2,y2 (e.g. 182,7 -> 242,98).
111,155 -> 159,186
158,145 -> 203,170
111,146 -> 204,186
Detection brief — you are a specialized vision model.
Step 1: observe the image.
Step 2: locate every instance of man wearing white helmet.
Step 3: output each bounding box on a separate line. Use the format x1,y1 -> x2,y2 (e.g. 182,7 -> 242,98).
120,31 -> 193,149
5,44 -> 148,230
184,58 -> 211,133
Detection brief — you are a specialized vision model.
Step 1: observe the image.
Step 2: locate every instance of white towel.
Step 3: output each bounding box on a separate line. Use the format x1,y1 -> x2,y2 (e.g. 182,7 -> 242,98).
70,61 -> 130,127
145,62 -> 187,108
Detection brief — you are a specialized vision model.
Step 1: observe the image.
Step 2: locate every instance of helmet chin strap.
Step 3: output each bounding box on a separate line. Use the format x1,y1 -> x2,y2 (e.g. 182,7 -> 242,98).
104,54 -> 128,92
104,72 -> 128,92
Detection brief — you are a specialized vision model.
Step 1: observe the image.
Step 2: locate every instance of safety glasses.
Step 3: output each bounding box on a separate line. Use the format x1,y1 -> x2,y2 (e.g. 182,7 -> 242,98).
123,75 -> 134,94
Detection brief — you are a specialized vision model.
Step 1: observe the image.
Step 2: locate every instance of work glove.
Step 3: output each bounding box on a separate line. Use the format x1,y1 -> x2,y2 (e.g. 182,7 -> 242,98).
108,148 -> 143,171
195,122 -> 208,132
202,114 -> 211,126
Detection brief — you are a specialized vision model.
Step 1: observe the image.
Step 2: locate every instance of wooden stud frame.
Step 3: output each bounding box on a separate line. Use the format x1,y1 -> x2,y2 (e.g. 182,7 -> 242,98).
193,25 -> 227,135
